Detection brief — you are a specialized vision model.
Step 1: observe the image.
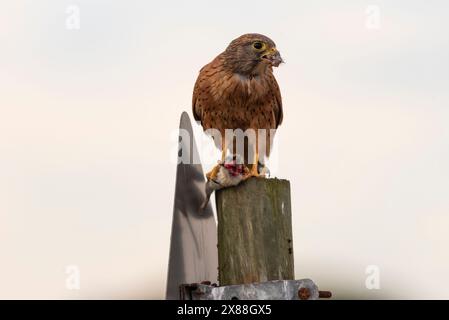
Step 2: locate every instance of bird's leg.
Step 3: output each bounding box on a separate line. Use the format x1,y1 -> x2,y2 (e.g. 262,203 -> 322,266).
249,149 -> 260,177
221,139 -> 227,162
244,137 -> 260,179
205,139 -> 226,180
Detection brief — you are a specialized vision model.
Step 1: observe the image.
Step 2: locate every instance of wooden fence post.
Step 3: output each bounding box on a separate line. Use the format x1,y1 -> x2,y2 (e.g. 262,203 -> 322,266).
215,177 -> 294,286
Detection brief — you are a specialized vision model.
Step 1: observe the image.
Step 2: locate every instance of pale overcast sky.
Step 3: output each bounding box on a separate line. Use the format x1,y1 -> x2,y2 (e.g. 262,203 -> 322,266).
0,0 -> 448,299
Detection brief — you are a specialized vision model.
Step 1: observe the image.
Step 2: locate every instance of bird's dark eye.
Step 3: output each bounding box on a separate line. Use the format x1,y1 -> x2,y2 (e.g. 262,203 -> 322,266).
253,42 -> 264,50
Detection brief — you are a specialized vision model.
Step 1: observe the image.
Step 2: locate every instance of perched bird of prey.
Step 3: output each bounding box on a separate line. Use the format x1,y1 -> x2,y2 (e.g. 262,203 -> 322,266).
192,33 -> 283,181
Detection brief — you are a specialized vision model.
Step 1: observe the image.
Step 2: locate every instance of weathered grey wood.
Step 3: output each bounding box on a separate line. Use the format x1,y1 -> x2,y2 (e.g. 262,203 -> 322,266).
216,177 -> 294,286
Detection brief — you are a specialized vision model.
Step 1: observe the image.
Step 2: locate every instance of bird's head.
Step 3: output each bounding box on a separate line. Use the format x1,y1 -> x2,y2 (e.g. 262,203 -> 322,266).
223,33 -> 283,76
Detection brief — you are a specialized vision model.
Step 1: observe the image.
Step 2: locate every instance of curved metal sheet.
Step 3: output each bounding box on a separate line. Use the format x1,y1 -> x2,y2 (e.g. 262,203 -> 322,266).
165,112 -> 218,300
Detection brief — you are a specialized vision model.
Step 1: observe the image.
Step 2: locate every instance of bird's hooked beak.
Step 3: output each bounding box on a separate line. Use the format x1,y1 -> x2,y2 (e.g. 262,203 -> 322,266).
261,47 -> 283,67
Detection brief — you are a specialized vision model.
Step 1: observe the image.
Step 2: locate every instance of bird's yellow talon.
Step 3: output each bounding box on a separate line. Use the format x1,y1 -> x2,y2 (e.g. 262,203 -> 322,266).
242,164 -> 260,180
250,165 -> 260,177
206,164 -> 221,180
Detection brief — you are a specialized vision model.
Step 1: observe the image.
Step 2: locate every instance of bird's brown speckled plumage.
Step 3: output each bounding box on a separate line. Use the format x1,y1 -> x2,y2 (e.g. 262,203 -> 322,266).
193,33 -> 283,168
